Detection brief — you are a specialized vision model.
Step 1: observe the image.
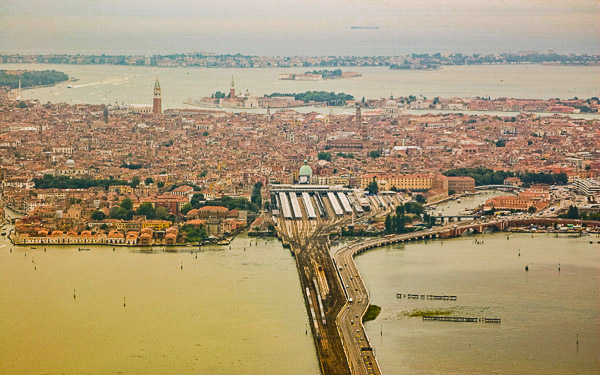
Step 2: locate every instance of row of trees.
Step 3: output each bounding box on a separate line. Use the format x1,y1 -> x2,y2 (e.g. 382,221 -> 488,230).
90,198 -> 169,222
33,174 -> 129,190
559,205 -> 600,221
182,194 -> 260,214
443,168 -> 568,187
250,182 -> 262,208
180,224 -> 208,242
304,69 -> 342,78
384,202 -> 435,234
266,91 -> 354,106
33,174 -> 164,190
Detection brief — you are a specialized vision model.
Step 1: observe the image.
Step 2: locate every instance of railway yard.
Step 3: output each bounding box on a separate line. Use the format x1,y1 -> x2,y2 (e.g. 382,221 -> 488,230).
272,186 -> 403,375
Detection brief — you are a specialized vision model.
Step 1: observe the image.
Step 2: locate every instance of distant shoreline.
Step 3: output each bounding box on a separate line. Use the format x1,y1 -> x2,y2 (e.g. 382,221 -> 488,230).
1,52 -> 598,69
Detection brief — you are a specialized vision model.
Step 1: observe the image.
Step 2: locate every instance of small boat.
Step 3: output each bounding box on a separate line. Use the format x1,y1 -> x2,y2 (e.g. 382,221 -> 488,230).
30,247 -> 36,249
67,84 -> 73,88
78,248 -> 90,251
217,237 -> 233,245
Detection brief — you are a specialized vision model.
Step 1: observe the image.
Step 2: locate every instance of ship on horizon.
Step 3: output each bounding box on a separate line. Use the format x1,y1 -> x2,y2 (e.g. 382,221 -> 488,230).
350,25 -> 379,30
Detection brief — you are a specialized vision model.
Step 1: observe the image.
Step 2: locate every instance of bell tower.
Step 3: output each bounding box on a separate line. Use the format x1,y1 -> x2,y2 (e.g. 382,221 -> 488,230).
153,76 -> 162,114
229,75 -> 236,99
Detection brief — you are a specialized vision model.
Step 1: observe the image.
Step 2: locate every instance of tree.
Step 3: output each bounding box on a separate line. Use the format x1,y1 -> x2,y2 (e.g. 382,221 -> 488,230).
403,202 -> 424,215
110,206 -> 131,220
155,206 -> 168,219
566,205 -> 579,219
495,139 -> 506,147
318,151 -> 332,161
385,214 -> 392,234
367,178 -> 379,194
415,194 -> 426,204
136,202 -> 155,219
528,205 -> 537,213
190,193 -> 204,209
17,101 -> 27,109
369,150 -> 382,158
251,182 -> 262,208
145,177 -> 154,185
130,176 -> 140,188
198,226 -> 208,240
157,181 -> 165,188
120,198 -> 133,211
181,203 -> 193,215
91,210 -> 106,221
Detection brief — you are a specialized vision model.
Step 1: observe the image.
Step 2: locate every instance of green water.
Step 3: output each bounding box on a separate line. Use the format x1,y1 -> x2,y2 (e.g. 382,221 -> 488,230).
357,233 -> 600,374
0,232 -> 320,375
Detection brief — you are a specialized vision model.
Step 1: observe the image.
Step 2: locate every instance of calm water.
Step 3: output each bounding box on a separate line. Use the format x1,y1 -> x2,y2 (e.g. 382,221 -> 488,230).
6,64 -> 600,112
0,232 -> 320,375
433,190 -> 511,217
357,233 -> 600,374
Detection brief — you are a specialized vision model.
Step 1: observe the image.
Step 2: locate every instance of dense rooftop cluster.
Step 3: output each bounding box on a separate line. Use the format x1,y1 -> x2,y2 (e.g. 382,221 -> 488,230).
0,88 -> 598,241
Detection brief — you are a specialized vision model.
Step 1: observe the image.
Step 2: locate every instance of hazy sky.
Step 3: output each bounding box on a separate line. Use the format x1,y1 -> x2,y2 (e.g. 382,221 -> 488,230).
1,0 -> 598,55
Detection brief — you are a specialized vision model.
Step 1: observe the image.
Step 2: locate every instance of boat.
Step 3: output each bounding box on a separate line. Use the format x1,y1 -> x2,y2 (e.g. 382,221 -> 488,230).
67,84 -> 73,88
217,237 -> 233,245
78,247 -> 90,251
351,25 -> 379,30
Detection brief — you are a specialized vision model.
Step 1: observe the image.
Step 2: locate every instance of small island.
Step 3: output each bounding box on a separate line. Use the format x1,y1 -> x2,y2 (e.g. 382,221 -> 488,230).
279,69 -> 361,81
190,88 -> 354,108
0,69 -> 69,89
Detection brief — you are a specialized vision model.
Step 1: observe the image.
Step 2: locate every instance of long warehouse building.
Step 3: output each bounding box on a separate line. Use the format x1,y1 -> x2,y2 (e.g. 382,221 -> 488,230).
327,192 -> 344,216
279,192 -> 293,219
302,192 -> 317,219
289,192 -> 303,219
337,192 -> 353,214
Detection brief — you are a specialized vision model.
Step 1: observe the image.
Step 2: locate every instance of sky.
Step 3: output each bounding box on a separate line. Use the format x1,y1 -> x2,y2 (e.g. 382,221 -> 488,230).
1,0 -> 598,55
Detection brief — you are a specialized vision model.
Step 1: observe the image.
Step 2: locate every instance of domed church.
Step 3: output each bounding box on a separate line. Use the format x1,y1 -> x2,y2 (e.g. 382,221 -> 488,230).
298,160 -> 313,184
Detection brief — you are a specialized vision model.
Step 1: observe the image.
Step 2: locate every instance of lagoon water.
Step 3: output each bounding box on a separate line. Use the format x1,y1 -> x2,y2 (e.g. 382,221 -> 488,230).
5,64 -> 600,114
0,232 -> 320,375
357,233 -> 600,374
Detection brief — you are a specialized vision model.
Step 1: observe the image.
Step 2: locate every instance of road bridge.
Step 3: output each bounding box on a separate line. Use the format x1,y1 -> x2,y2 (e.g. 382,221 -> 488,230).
332,216 -> 599,374
476,184 -> 524,192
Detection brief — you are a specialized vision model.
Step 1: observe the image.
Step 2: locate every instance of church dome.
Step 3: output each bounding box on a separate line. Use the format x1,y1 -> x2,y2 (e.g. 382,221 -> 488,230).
385,99 -> 398,107
65,159 -> 75,168
299,160 -> 312,177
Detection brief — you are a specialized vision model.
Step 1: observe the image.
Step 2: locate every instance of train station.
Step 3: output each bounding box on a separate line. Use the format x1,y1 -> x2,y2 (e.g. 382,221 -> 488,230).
269,161 -> 403,221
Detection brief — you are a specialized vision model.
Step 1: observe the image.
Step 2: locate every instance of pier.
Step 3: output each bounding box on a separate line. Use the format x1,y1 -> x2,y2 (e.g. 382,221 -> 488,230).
422,316 -> 501,323
397,293 -> 457,300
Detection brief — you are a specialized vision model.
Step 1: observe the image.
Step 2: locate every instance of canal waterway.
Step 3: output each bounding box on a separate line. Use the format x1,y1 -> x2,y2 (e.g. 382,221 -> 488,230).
357,232 -> 600,374
430,190 -> 510,217
0,231 -> 320,375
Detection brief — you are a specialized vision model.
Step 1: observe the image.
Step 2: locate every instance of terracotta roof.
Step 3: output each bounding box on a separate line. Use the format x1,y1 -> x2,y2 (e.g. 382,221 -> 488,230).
199,206 -> 228,212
